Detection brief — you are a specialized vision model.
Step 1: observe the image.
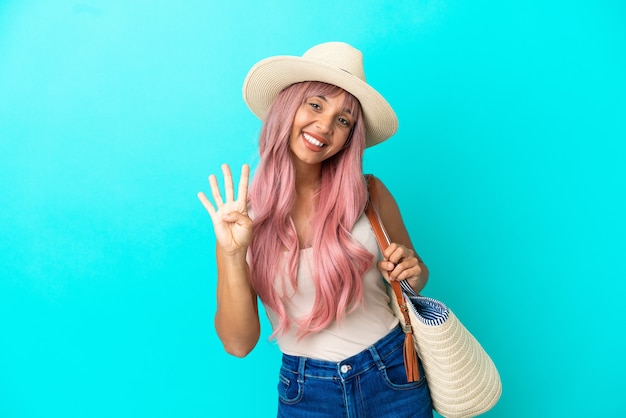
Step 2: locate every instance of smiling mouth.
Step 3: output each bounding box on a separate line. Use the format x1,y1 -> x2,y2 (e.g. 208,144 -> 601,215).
303,132 -> 326,147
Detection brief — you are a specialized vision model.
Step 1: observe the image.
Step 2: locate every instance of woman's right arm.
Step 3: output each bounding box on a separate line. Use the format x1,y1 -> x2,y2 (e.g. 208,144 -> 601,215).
198,164 -> 260,357
214,245 -> 260,358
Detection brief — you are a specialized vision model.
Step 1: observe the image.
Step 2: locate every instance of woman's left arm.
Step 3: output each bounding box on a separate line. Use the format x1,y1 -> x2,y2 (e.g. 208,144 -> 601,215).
372,176 -> 429,293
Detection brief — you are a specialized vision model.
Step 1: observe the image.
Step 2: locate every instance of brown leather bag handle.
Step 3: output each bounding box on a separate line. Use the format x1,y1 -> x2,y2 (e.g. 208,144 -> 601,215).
364,174 -> 420,382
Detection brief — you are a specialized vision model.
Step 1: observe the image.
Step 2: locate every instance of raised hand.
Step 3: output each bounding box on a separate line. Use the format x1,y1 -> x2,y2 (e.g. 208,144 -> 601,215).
198,164 -> 252,255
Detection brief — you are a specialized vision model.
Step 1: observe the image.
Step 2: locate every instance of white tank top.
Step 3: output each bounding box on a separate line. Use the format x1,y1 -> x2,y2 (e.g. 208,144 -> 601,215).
264,213 -> 399,361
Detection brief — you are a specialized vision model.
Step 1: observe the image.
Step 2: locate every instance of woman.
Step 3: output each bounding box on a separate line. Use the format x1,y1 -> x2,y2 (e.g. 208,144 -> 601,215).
199,42 -> 433,417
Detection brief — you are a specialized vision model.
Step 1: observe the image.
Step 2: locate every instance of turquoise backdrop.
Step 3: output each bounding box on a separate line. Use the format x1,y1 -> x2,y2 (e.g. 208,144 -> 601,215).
1,1 -> 624,417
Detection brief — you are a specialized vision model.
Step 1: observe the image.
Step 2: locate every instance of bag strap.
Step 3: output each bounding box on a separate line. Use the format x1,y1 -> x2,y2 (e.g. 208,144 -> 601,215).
364,174 -> 420,382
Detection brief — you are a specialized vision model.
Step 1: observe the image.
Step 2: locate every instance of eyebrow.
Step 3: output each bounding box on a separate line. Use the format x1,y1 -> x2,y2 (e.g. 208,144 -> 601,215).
315,95 -> 353,115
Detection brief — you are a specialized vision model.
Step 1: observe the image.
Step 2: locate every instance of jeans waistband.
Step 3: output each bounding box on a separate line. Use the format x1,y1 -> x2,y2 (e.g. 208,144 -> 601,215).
281,325 -> 404,381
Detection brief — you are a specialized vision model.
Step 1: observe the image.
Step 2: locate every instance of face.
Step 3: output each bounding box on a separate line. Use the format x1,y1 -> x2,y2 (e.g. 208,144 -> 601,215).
288,92 -> 355,168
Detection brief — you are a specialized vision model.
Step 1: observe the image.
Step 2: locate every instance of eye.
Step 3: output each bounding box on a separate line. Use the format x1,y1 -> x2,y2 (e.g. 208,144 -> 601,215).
338,117 -> 352,127
308,102 -> 321,110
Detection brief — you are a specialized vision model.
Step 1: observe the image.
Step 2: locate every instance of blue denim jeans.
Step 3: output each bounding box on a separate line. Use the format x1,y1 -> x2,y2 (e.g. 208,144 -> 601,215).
276,326 -> 433,417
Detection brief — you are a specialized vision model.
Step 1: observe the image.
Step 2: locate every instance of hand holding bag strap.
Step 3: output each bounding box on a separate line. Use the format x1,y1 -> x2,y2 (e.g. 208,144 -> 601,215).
364,175 -> 420,382
366,176 -> 502,416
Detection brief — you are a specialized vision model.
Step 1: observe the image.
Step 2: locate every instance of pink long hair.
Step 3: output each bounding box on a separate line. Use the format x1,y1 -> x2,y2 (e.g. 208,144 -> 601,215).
248,81 -> 374,338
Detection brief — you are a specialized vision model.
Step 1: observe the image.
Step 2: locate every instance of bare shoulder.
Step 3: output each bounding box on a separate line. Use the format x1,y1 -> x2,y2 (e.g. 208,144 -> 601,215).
367,174 -> 413,248
368,175 -> 399,216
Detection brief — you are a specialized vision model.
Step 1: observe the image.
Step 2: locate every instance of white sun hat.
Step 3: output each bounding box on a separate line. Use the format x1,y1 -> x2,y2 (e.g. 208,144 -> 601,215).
242,42 -> 398,147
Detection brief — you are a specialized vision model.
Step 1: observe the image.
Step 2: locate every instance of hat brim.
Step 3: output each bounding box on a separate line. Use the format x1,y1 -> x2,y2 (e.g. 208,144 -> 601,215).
242,55 -> 398,147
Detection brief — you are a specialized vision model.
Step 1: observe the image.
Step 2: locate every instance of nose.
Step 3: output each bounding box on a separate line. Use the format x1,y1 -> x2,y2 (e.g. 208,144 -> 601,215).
315,113 -> 334,133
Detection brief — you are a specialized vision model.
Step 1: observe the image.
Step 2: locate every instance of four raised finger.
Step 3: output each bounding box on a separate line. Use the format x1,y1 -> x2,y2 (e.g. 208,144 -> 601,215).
208,174 -> 224,208
222,164 -> 235,203
201,163 -> 250,213
197,191 -> 217,216
237,164 -> 250,206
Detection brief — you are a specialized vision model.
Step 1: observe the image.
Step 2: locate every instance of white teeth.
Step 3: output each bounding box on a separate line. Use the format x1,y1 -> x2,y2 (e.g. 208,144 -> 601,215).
303,133 -> 325,147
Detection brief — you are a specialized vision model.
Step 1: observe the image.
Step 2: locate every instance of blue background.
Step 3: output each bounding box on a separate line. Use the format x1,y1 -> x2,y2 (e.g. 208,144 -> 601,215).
1,1 -> 624,417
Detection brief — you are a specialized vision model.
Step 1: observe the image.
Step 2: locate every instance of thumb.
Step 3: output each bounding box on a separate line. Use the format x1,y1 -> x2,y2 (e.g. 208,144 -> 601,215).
222,211 -> 252,227
377,260 -> 393,283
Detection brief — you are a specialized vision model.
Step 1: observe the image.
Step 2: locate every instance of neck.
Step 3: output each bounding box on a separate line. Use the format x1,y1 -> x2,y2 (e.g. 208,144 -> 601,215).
292,158 -> 322,194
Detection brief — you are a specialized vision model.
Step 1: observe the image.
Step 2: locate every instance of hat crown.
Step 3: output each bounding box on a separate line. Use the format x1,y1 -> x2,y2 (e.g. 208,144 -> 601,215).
302,42 -> 366,82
